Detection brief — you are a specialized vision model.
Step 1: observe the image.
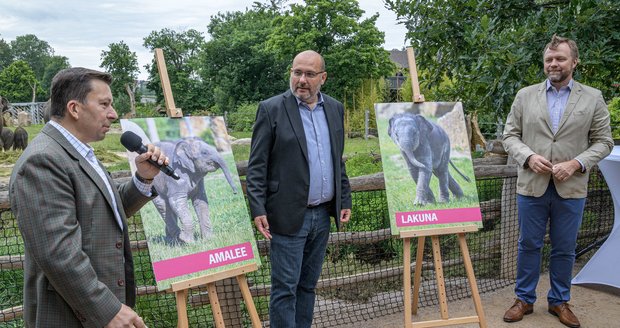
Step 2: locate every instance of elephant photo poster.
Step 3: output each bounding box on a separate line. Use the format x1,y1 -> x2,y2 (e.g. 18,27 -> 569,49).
120,116 -> 260,290
375,102 -> 482,235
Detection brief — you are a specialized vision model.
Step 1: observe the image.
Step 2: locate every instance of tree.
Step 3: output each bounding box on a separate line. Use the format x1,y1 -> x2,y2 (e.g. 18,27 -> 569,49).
199,5 -> 288,113
267,0 -> 395,103
0,37 -> 12,71
100,41 -> 140,116
0,60 -> 43,102
10,34 -> 53,82
386,0 -> 620,129
143,28 -> 208,114
41,55 -> 71,98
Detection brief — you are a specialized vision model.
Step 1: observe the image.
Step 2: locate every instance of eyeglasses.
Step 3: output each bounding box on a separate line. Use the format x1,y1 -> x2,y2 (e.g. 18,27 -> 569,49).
290,69 -> 325,79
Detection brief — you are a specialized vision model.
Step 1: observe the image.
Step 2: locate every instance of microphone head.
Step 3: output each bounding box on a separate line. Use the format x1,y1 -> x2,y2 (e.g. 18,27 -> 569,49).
120,131 -> 143,152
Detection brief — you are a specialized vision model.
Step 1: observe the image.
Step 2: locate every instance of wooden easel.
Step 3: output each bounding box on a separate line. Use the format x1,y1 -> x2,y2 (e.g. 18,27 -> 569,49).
154,49 -> 261,328
401,48 -> 487,328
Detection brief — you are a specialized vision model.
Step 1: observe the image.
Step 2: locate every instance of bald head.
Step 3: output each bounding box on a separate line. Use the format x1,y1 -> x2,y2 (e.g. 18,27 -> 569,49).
293,50 -> 325,71
289,50 -> 327,107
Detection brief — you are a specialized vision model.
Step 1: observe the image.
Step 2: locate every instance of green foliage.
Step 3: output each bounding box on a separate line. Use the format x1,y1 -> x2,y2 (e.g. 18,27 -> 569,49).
0,38 -> 13,71
134,103 -> 165,118
267,0 -> 395,106
9,34 -> 53,82
344,152 -> 383,177
345,78 -> 388,133
100,41 -> 139,115
386,0 -> 620,122
200,6 -> 288,113
143,28 -> 208,114
227,102 -> 258,132
0,60 -> 42,102
40,55 -> 71,99
609,97 -> 620,139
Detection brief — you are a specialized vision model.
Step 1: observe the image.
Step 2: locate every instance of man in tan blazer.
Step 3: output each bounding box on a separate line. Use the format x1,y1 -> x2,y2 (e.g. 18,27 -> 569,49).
10,68 -> 169,328
502,35 -> 613,328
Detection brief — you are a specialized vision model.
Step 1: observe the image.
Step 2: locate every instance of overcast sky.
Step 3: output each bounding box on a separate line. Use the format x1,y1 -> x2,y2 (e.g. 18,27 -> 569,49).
0,0 -> 408,80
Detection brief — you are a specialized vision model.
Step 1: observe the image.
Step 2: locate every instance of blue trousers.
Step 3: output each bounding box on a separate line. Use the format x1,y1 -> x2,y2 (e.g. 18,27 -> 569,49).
269,204 -> 331,328
515,182 -> 585,306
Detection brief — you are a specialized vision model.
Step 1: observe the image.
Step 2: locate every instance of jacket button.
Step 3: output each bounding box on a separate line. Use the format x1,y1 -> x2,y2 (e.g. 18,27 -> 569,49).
118,279 -> 125,286
116,241 -> 123,249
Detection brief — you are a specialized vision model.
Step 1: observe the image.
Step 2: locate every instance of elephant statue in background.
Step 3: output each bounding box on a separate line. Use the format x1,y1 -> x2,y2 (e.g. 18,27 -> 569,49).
151,137 -> 239,244
13,126 -> 28,150
388,112 -> 470,206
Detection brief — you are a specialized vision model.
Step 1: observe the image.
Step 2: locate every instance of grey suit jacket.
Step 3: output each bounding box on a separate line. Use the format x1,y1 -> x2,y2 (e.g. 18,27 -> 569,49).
503,81 -> 613,198
10,123 -> 153,328
246,90 -> 352,235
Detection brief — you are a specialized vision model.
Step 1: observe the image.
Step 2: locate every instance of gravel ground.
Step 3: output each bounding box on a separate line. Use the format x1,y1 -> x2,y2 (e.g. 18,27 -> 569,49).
338,261 -> 620,328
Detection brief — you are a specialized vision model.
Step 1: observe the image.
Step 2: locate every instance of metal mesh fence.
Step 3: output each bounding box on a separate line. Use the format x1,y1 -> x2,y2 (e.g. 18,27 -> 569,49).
0,168 -> 614,327
5,103 -> 46,125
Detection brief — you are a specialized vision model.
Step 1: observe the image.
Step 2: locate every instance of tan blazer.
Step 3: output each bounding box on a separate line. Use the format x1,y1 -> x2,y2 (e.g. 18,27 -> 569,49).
503,81 -> 613,198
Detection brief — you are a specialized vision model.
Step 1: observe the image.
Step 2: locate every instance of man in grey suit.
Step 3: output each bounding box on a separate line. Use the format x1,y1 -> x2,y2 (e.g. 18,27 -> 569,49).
247,50 -> 352,328
502,35 -> 613,328
10,68 -> 169,328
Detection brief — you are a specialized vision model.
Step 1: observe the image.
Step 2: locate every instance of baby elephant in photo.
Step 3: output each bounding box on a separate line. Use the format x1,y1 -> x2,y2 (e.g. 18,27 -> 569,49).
388,112 -> 470,205
151,137 -> 239,245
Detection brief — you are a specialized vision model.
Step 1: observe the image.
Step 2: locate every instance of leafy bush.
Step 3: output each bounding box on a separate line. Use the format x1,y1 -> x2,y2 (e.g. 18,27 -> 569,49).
227,102 -> 258,132
344,152 -> 383,177
609,97 -> 620,139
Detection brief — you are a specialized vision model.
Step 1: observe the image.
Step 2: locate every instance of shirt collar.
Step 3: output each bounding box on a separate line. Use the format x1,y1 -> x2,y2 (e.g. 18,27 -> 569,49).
49,120 -> 94,159
546,79 -> 574,91
294,92 -> 325,108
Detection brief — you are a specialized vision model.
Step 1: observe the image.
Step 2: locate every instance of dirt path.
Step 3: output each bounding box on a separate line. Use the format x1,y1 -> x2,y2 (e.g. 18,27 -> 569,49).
341,262 -> 620,328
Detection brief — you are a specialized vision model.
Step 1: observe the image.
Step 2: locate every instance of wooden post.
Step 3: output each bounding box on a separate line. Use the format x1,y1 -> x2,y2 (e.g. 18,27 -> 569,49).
154,48 -> 183,118
399,47 -> 486,328
170,264 -> 261,328
406,48 -> 425,103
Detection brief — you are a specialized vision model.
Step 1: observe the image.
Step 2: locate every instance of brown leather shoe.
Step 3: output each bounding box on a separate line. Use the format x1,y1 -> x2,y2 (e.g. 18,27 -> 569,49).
548,303 -> 580,328
503,299 -> 533,322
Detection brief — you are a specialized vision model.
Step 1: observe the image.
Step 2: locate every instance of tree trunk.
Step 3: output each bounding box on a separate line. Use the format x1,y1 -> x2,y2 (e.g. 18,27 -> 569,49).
125,83 -> 136,117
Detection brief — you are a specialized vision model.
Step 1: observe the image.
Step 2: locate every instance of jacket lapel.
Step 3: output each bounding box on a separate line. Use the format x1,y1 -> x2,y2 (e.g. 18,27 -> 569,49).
42,124 -> 121,228
536,82 -> 553,133
283,90 -> 309,162
322,96 -> 339,159
556,82 -> 582,133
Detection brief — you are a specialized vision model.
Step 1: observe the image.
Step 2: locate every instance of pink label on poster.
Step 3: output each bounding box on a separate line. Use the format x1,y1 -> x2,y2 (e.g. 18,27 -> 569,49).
395,207 -> 482,227
153,242 -> 254,281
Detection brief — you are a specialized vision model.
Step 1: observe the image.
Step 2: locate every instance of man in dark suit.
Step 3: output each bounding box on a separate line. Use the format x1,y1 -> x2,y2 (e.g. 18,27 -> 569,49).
10,67 -> 168,328
246,50 -> 352,328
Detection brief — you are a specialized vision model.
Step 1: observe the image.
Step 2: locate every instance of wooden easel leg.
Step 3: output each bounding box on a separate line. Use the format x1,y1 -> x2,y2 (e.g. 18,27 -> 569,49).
431,235 -> 449,320
458,233 -> 487,328
207,282 -> 226,328
412,236 -> 425,315
175,289 -> 189,328
403,237 -> 412,328
236,274 -> 261,328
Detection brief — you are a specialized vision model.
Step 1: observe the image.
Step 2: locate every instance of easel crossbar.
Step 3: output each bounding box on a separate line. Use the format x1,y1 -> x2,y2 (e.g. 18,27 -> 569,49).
411,316 -> 480,327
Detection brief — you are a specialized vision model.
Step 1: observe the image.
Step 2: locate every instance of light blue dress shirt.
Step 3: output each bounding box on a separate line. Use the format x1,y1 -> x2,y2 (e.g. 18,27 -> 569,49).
295,93 -> 335,206
546,79 -> 573,134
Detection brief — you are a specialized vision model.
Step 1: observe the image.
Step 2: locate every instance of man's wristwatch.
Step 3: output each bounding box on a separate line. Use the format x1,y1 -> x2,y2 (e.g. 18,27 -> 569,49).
135,173 -> 154,184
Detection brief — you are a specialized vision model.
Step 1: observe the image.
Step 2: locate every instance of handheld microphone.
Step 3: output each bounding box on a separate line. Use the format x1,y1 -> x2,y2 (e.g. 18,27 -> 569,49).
120,131 -> 180,180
